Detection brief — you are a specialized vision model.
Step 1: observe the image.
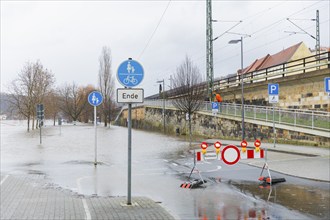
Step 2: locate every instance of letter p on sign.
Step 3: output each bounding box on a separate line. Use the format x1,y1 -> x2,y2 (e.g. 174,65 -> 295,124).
268,84 -> 279,95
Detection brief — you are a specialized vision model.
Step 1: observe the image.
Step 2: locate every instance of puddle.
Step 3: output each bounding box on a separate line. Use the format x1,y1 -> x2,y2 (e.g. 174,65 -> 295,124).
28,170 -> 46,175
63,160 -> 110,166
230,180 -> 330,219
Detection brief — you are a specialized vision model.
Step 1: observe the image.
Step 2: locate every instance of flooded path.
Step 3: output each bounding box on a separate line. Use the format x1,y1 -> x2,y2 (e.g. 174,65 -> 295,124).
1,121 -> 329,219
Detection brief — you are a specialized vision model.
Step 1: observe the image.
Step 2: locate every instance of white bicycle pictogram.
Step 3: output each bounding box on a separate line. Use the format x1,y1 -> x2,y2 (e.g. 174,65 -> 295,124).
123,75 -> 138,85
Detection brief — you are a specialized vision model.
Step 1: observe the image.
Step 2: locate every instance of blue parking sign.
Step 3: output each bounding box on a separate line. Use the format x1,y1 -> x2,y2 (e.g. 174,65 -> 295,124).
212,102 -> 219,109
268,84 -> 279,95
325,77 -> 330,93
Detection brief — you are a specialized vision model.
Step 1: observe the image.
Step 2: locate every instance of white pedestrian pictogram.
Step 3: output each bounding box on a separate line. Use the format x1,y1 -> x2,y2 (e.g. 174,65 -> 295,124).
126,62 -> 136,74
127,62 -> 132,73
92,93 -> 99,104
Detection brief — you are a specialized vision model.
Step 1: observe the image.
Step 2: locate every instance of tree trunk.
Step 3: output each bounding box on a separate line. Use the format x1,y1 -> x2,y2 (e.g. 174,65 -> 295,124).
104,112 -> 108,127
108,107 -> 111,127
27,117 -> 30,132
32,116 -> 35,130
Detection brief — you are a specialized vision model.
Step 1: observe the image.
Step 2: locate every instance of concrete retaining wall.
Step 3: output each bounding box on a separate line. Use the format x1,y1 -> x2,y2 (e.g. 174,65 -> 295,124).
116,106 -> 329,147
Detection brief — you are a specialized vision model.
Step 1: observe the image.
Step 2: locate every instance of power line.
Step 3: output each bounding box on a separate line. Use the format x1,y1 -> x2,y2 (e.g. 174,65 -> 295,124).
157,0 -> 327,76
138,0 -> 171,60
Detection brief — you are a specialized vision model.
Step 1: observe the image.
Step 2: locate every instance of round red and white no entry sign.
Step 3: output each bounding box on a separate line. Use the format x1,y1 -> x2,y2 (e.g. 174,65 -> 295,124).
221,145 -> 240,165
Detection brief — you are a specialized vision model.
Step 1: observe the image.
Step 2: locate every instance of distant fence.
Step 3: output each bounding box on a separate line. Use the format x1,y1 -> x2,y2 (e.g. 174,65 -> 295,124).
132,100 -> 330,132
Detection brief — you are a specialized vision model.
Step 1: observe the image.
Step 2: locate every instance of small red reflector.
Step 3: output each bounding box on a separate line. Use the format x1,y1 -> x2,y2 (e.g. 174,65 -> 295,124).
214,141 -> 221,149
201,142 -> 208,149
254,139 -> 261,147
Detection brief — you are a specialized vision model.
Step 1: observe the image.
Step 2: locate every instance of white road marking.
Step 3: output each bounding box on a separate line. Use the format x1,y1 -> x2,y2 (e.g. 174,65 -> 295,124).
172,163 -> 178,166
0,175 -> 9,185
76,176 -> 92,220
82,198 -> 92,220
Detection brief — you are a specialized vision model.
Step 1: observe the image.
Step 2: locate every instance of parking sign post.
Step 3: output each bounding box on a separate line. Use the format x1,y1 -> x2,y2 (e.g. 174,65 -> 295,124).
268,84 -> 279,148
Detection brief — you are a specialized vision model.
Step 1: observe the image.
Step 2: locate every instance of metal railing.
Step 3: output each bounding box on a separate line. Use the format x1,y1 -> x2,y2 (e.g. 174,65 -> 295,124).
137,100 -> 330,132
214,51 -> 330,90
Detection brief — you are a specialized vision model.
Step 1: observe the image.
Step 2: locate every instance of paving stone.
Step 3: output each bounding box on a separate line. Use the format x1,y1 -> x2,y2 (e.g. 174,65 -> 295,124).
1,175 -> 175,220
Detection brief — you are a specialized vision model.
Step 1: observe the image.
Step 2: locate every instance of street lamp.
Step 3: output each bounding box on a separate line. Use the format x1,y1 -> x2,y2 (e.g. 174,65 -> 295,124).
229,36 -> 245,140
157,79 -> 166,133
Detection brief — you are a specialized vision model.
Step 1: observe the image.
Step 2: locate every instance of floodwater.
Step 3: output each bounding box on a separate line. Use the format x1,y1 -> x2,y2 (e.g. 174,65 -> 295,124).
1,120 -> 329,219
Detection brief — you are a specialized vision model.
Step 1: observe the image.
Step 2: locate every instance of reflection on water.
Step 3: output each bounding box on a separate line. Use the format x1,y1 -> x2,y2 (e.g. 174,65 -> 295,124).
190,185 -> 309,220
231,181 -> 330,219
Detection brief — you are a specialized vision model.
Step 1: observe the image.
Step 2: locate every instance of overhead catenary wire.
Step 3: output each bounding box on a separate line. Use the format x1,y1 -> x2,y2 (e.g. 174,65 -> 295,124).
138,0 -> 171,60
157,0 -> 327,79
190,1 -> 284,64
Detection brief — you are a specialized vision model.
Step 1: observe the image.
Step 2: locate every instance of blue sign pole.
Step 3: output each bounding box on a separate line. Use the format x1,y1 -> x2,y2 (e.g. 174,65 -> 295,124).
88,91 -> 103,166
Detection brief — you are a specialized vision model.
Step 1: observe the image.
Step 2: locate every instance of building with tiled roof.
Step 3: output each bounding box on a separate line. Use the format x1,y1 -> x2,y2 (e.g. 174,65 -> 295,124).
238,42 -> 313,75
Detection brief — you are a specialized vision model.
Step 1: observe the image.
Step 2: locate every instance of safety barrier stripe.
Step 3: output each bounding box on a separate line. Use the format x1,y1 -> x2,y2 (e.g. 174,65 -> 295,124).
195,149 -> 264,161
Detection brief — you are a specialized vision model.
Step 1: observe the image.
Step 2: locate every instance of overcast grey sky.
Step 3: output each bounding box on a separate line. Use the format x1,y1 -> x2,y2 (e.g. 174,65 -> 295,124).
1,0 -> 329,96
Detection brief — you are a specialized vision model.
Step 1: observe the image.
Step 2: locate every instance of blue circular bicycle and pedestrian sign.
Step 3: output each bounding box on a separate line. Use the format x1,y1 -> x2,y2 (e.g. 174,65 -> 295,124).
117,59 -> 144,87
88,91 -> 103,107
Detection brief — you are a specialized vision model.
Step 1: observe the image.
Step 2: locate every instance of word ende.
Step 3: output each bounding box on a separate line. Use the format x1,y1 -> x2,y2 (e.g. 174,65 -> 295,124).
117,88 -> 144,103
123,93 -> 139,99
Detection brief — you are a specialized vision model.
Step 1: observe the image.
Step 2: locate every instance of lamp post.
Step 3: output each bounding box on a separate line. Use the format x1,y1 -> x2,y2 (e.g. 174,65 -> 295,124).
229,36 -> 245,140
157,79 -> 166,133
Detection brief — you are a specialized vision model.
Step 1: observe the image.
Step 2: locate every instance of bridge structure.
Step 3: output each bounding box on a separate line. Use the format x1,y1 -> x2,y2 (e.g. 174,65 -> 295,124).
148,51 -> 330,109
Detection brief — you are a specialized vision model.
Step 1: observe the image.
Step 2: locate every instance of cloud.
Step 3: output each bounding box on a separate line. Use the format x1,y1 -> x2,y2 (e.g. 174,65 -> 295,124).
1,0 -> 329,97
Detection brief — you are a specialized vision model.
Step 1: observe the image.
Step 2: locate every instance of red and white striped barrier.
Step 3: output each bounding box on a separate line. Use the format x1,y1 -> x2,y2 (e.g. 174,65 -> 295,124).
195,140 -> 264,165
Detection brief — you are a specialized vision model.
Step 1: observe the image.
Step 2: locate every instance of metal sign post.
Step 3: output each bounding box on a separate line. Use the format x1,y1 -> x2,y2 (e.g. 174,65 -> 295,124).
40,121 -> 42,144
272,105 -> 275,149
268,84 -> 279,149
58,118 -> 62,135
94,106 -> 97,165
88,91 -> 103,166
117,58 -> 144,205
127,103 -> 132,204
36,104 -> 44,145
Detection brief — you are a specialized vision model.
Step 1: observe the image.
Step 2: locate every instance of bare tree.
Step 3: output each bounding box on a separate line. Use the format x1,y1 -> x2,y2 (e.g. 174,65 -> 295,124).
58,82 -> 88,122
44,90 -> 61,126
31,62 -> 55,129
8,61 -> 55,131
172,56 -> 206,147
79,85 -> 96,123
98,46 -> 115,127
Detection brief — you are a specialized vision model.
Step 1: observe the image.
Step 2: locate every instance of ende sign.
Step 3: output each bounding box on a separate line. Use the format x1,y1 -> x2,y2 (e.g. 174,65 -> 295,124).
117,88 -> 144,103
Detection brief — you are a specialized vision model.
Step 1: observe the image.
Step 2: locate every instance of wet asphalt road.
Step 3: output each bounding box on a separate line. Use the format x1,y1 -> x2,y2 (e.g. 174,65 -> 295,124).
1,120 -> 329,219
